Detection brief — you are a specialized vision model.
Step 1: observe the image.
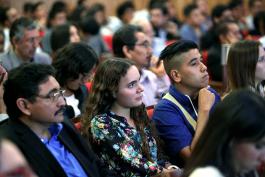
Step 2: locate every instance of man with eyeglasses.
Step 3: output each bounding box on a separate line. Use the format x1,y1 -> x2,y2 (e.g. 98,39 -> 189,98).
113,24 -> 170,107
0,17 -> 51,71
0,63 -> 113,177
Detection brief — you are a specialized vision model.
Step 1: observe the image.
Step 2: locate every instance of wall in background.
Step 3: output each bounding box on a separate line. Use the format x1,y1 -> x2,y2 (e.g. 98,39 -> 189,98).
3,0 -> 264,21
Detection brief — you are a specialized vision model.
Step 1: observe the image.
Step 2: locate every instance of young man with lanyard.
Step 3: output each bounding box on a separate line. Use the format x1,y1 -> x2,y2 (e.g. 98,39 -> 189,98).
152,40 -> 220,167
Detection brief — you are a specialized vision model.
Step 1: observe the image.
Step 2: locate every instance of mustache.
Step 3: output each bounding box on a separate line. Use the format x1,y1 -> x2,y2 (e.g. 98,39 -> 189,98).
54,106 -> 66,116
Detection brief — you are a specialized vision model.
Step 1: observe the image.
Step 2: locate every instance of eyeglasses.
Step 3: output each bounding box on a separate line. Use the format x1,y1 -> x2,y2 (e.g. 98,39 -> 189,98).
0,165 -> 37,177
36,89 -> 65,102
134,41 -> 152,49
24,36 -> 41,45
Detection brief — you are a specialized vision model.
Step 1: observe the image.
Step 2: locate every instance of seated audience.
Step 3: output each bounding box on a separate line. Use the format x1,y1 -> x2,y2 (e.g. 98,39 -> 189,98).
207,20 -> 241,82
246,0 -> 264,31
41,1 -> 68,55
0,63 -> 110,177
180,4 -> 207,46
200,4 -> 233,50
53,42 -> 97,119
183,89 -> 265,177
112,24 -> 170,107
0,6 -> 20,52
148,0 -> 178,57
81,58 -> 180,176
116,1 -> 135,25
228,0 -> 249,36
32,1 -> 47,31
0,17 -> 51,71
152,40 -> 220,167
79,16 -> 110,58
195,0 -> 212,30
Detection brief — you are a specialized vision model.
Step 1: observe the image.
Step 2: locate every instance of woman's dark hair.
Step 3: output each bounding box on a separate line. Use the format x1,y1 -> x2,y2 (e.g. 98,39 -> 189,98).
53,42 -> 97,86
184,89 -> 265,177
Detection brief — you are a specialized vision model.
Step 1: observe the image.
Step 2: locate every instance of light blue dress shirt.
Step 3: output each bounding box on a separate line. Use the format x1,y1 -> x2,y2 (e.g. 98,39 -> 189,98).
41,123 -> 88,177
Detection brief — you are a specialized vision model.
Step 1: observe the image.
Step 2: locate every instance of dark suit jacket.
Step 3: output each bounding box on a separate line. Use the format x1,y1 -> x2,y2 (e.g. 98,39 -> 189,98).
0,117 -> 104,177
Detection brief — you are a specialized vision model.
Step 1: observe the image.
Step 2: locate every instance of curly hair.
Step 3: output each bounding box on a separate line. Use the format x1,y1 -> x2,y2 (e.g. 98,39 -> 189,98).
81,58 -> 157,161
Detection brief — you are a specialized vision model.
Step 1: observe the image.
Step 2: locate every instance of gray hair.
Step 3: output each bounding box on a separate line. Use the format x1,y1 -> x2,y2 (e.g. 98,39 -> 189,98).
9,17 -> 38,45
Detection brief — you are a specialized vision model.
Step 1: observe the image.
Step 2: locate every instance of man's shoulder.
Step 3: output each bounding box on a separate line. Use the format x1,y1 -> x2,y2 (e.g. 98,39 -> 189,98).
34,51 -> 52,64
0,119 -> 25,140
153,97 -> 183,120
1,50 -> 21,71
180,24 -> 193,33
0,51 -> 12,64
0,51 -> 9,59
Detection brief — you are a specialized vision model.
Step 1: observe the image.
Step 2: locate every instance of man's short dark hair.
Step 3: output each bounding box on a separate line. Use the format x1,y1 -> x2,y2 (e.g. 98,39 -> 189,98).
183,4 -> 198,18
228,0 -> 243,10
211,4 -> 229,19
3,64 -> 55,119
112,24 -> 142,58
148,1 -> 168,16
47,1 -> 67,28
80,16 -> 100,35
86,3 -> 105,16
159,40 -> 198,80
23,2 -> 34,14
53,42 -> 98,87
32,1 -> 44,14
116,1 -> 134,20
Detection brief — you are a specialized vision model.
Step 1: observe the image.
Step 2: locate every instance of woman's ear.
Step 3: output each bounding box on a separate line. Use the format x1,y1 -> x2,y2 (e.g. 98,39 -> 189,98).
16,98 -> 31,116
170,70 -> 181,83
122,46 -> 132,59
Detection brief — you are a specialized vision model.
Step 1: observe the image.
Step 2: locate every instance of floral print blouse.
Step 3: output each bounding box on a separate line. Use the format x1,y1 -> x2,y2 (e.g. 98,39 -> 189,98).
90,111 -> 160,177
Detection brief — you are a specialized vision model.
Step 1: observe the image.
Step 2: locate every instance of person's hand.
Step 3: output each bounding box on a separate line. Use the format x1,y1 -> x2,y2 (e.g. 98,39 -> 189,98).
149,56 -> 167,77
198,87 -> 215,113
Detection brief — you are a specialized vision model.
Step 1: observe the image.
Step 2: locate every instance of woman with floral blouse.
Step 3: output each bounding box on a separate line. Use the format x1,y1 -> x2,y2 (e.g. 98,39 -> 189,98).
81,58 -> 175,177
